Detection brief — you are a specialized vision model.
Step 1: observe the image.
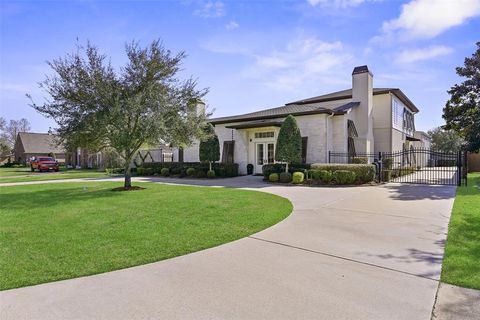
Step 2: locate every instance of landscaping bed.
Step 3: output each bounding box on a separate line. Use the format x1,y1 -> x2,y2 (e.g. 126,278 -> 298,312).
0,182 -> 291,290
263,163 -> 376,186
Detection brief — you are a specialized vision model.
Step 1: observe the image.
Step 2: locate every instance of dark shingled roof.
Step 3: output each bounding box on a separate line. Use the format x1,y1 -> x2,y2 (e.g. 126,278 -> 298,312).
210,101 -> 357,125
286,88 -> 419,112
17,132 -> 66,154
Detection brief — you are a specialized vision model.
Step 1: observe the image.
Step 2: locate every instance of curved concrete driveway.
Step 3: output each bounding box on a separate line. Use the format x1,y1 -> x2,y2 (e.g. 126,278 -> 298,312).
0,176 -> 456,319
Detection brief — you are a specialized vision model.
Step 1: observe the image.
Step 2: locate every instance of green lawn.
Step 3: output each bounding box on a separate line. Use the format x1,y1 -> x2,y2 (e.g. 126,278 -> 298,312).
441,172 -> 480,289
0,167 -> 110,183
0,182 -> 292,290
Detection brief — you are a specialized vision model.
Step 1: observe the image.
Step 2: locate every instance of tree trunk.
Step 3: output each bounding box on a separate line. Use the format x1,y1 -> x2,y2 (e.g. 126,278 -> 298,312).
209,161 -> 212,171
124,164 -> 132,189
285,162 -> 289,173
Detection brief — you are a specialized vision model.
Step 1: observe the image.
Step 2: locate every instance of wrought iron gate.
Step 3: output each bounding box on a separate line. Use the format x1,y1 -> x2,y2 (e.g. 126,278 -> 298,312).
328,148 -> 467,186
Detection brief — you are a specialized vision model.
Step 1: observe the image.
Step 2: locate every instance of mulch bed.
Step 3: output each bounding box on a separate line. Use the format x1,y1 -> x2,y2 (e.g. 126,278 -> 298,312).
111,186 -> 146,192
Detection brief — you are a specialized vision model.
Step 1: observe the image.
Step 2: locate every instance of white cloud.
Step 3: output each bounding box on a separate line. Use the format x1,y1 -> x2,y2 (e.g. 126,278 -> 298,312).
396,45 -> 453,64
381,0 -> 480,39
194,1 -> 225,18
225,20 -> 239,30
246,37 -> 353,91
307,0 -> 375,8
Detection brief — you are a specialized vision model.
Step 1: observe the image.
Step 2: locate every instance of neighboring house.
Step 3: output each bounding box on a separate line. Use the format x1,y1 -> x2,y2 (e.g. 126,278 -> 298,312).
184,65 -> 421,175
413,131 -> 431,149
14,132 -> 67,164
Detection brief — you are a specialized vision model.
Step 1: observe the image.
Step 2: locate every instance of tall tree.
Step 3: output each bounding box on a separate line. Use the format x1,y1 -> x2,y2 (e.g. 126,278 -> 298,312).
427,127 -> 464,152
275,115 -> 302,172
0,117 -> 31,149
30,40 -> 208,189
199,123 -> 219,171
443,42 -> 480,152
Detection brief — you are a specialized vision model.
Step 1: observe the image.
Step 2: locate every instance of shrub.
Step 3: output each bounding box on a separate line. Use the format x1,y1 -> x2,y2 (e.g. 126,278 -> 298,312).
139,162 -> 239,178
207,170 -> 215,178
279,172 -> 292,183
311,164 -> 375,184
269,173 -> 279,182
196,170 -> 206,178
136,167 -> 144,175
106,168 -> 125,175
382,158 -> 393,170
144,168 -> 154,175
214,167 -> 226,177
309,170 -> 333,183
382,170 -> 392,182
160,168 -> 169,177
262,163 -> 311,179
292,172 -> 304,184
437,159 -> 456,167
352,157 -> 368,164
186,167 -> 196,176
333,170 -> 356,185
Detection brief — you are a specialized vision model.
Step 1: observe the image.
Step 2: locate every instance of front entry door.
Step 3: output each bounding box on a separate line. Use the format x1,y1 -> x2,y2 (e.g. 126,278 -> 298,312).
255,142 -> 275,174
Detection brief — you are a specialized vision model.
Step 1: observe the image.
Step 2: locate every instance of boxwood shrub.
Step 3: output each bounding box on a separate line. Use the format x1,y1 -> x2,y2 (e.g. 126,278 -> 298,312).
279,172 -> 292,183
292,172 -> 304,184
311,164 -> 375,184
138,162 -> 239,177
160,168 -> 169,176
262,163 -> 311,179
207,170 -> 216,178
333,170 -> 356,185
269,173 -> 279,182
309,169 -> 333,184
186,167 -> 196,176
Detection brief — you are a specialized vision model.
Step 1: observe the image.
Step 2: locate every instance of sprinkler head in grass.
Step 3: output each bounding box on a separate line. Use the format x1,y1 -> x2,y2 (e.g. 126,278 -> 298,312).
83,186 -> 87,192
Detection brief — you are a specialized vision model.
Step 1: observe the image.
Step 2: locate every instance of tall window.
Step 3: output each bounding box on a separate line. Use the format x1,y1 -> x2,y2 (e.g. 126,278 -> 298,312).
301,137 -> 308,164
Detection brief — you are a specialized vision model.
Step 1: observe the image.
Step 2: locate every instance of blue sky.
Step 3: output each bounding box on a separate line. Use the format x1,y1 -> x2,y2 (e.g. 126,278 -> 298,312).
1,0 -> 479,133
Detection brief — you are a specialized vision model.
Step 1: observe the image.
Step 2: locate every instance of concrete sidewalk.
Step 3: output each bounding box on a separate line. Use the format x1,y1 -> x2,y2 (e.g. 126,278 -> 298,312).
0,176 -> 457,319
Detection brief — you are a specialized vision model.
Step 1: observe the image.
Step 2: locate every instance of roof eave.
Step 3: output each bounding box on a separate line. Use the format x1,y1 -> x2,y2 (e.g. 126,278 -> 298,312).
210,109 -> 343,125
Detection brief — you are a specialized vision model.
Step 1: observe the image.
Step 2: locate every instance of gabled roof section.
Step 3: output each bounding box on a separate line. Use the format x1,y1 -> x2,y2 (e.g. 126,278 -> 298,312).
286,88 -> 419,113
209,101 -> 357,125
17,132 -> 66,154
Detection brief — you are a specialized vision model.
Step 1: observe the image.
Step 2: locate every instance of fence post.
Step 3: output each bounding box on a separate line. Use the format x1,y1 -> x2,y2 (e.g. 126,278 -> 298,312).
328,151 -> 331,163
457,151 -> 461,186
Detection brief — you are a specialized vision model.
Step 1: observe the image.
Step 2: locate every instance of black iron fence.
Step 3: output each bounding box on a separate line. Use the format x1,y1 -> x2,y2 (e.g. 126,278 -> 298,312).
328,148 -> 467,186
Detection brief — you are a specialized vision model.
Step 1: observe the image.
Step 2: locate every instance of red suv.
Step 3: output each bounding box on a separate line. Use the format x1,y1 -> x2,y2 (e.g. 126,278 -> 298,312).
31,157 -> 59,172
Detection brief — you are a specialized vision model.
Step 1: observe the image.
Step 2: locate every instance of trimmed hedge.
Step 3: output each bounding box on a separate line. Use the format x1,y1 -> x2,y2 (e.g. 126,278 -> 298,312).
160,168 -> 169,177
309,170 -> 333,184
262,163 -> 311,179
310,164 -> 375,184
292,172 -> 304,184
207,170 -> 215,178
138,162 -> 239,178
186,167 -> 196,177
437,159 -> 456,167
279,172 -> 292,183
333,170 -> 356,185
351,157 -> 368,164
269,173 -> 279,182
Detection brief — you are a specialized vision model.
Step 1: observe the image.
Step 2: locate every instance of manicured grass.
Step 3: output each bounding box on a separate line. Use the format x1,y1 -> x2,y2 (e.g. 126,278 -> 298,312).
441,172 -> 480,289
0,182 -> 292,290
0,167 -> 110,183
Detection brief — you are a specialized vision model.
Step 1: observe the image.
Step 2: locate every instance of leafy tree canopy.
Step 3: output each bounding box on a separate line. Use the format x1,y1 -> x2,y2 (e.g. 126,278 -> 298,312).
443,42 -> 480,152
199,123 -> 219,171
427,126 -> 464,152
275,115 -> 302,172
30,40 -> 208,188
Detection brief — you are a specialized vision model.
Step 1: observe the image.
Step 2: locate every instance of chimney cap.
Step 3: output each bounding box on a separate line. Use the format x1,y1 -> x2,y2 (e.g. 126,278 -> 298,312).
352,65 -> 371,75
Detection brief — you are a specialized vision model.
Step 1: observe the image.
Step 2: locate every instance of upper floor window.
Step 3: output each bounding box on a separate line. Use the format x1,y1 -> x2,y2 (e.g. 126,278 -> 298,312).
254,131 -> 274,139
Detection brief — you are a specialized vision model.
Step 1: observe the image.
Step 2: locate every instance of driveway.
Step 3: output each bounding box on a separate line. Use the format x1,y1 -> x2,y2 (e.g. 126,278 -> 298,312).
0,176 -> 456,319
